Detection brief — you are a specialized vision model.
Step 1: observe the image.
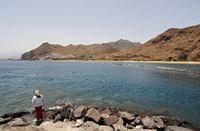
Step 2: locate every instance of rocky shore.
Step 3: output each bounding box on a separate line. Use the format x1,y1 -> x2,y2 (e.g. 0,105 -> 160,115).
0,103 -> 196,131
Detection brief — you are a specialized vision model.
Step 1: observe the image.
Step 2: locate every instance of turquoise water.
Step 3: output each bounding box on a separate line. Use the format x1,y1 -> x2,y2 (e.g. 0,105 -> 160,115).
0,61 -> 199,127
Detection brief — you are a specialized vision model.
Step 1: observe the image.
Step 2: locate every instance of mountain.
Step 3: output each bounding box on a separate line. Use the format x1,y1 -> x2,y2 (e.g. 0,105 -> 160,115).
21,24 -> 200,61
102,24 -> 200,61
21,39 -> 141,60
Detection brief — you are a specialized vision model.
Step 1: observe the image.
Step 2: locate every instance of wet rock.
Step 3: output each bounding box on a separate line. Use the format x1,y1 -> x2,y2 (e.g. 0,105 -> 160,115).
141,116 -> 156,129
1,111 -> 30,119
103,115 -> 118,126
152,116 -> 164,128
113,123 -> 127,131
164,126 -> 194,131
0,117 -> 12,124
73,105 -> 87,118
85,108 -> 101,123
119,111 -> 135,123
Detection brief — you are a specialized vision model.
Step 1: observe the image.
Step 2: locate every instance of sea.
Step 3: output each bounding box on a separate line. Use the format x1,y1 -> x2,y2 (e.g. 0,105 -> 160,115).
0,60 -> 199,128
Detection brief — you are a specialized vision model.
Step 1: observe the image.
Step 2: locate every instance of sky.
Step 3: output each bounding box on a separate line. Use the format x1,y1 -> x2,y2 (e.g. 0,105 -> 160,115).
0,0 -> 200,59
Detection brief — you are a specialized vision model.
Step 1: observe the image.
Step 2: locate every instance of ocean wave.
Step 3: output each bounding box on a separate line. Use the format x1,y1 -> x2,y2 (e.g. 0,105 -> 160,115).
155,66 -> 188,72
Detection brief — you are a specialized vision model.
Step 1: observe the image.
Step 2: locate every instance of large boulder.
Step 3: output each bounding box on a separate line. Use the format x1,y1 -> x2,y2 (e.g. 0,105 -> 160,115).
164,126 -> 194,131
73,105 -> 87,118
130,116 -> 141,126
9,118 -> 29,127
85,108 -> 101,123
103,115 -> 118,126
119,111 -> 135,123
152,116 -> 164,128
141,116 -> 156,129
60,105 -> 72,120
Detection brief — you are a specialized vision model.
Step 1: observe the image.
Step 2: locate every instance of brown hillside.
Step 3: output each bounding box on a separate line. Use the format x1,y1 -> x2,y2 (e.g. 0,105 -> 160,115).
104,24 -> 200,61
21,40 -> 140,60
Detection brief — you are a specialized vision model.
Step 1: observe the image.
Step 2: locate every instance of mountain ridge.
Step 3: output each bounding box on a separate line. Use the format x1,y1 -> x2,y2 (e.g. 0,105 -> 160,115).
21,24 -> 200,61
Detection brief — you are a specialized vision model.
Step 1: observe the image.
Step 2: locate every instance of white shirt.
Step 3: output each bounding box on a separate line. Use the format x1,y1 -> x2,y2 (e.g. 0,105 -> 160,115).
32,95 -> 43,108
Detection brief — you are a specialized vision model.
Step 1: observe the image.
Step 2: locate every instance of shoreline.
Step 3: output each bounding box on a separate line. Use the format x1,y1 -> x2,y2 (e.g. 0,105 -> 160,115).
4,59 -> 200,64
0,103 -> 197,131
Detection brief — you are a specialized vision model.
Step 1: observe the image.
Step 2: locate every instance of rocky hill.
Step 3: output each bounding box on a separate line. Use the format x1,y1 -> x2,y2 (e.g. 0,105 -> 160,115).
21,39 -> 141,60
21,24 -> 200,61
104,24 -> 200,61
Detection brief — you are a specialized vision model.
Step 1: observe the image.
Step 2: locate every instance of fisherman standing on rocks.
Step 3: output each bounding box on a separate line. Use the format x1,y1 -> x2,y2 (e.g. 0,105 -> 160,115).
32,90 -> 43,125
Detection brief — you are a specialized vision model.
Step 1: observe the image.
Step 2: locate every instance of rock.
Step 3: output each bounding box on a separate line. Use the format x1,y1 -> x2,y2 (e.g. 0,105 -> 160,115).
81,121 -> 113,131
40,121 -> 79,131
103,115 -> 118,126
141,116 -> 156,129
101,107 -> 112,115
135,125 -> 143,129
119,111 -> 135,123
1,111 -> 30,119
152,116 -> 164,128
9,118 -> 29,126
164,126 -> 194,131
60,105 -> 72,120
48,106 -> 63,111
45,111 -> 56,120
130,116 -> 141,126
126,124 -> 134,129
75,119 -> 84,127
73,105 -> 87,118
113,123 -> 127,131
110,107 -> 120,117
85,108 -> 101,123
129,129 -> 156,131
53,114 -> 61,123
0,117 -> 12,124
160,116 -> 192,127
115,117 -> 124,125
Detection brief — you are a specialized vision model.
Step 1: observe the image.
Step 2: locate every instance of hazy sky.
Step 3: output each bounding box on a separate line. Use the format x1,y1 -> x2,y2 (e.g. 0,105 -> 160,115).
0,0 -> 200,58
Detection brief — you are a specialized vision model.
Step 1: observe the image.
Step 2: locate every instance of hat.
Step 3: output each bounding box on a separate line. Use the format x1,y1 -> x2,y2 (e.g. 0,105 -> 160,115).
35,90 -> 41,96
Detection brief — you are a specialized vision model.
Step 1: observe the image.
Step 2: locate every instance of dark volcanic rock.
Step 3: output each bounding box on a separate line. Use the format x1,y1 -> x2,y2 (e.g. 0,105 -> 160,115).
0,117 -> 12,124
1,111 -> 30,119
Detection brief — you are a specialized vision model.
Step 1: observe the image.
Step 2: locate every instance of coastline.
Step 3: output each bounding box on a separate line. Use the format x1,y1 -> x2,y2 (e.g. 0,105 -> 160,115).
0,103 -> 196,131
13,59 -> 200,64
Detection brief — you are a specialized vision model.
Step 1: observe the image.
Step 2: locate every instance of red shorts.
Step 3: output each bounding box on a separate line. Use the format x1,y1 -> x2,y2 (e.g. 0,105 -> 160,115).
35,106 -> 43,120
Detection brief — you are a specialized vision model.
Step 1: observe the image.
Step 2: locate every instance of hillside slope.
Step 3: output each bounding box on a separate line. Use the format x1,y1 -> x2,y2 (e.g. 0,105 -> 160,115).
21,39 -> 141,60
104,24 -> 200,61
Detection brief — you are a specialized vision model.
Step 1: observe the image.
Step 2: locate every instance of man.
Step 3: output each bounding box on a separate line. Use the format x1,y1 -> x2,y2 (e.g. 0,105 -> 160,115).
32,90 -> 43,124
